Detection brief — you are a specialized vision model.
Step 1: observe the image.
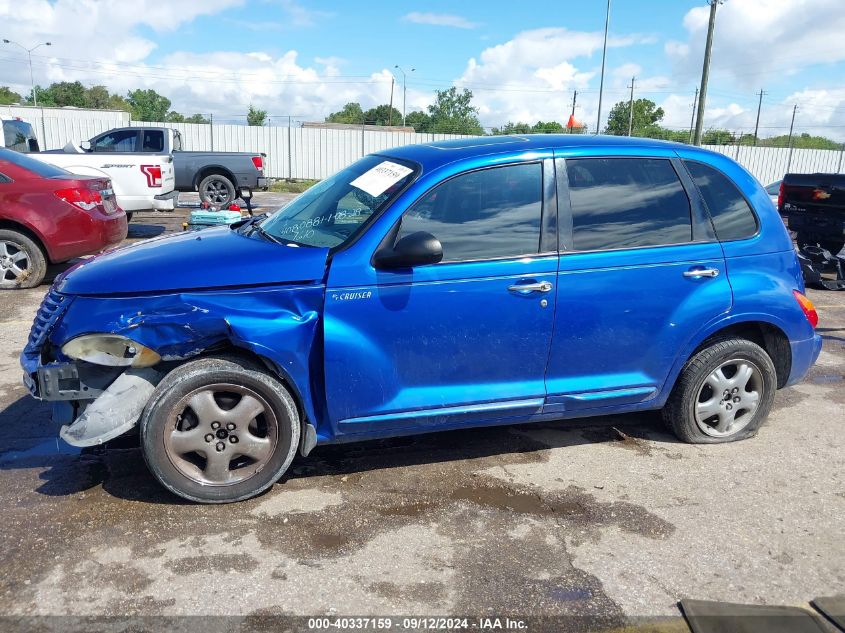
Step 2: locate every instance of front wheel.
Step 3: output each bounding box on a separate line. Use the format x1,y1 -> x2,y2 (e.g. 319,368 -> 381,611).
662,338 -> 777,443
140,356 -> 300,503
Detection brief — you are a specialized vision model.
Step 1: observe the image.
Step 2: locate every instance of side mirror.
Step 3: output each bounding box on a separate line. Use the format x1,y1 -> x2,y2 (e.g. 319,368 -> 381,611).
79,141 -> 92,152
374,231 -> 443,269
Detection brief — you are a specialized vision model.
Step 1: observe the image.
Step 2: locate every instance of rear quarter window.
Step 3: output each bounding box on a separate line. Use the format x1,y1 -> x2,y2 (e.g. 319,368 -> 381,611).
684,161 -> 758,241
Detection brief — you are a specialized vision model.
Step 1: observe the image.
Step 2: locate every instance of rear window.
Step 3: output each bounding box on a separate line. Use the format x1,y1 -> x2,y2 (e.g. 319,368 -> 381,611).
2,120 -> 39,153
685,161 -> 758,241
0,148 -> 72,179
565,157 -> 692,251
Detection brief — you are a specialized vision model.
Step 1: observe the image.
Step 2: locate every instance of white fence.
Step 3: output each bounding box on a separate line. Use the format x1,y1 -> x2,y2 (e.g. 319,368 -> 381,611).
5,106 -> 844,184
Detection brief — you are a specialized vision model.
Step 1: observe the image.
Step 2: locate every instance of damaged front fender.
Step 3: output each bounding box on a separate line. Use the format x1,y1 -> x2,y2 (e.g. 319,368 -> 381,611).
50,284 -> 326,438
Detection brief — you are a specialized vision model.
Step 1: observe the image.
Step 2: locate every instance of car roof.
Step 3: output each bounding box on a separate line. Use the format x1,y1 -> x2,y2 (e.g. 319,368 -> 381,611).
381,134 -> 694,171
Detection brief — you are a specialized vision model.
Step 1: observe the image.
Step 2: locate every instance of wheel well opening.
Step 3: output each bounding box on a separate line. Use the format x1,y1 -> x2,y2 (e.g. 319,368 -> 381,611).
195,167 -> 236,190
182,344 -> 307,427
698,322 -> 792,388
0,219 -> 51,263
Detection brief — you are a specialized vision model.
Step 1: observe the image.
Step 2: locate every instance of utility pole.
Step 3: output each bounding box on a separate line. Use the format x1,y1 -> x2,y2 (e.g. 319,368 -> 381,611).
786,104 -> 798,173
595,0 -> 612,135
693,0 -> 722,146
569,90 -> 577,134
627,76 -> 635,136
2,39 -> 51,106
394,65 -> 414,126
753,89 -> 766,145
688,88 -> 699,144
388,76 -> 395,126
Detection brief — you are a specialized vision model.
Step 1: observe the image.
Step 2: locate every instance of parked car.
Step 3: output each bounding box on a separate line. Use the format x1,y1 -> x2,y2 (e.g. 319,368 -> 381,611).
778,173 -> 845,255
72,126 -> 267,207
0,147 -> 126,289
32,142 -> 177,220
21,135 -> 821,503
765,180 -> 781,206
1,116 -> 39,152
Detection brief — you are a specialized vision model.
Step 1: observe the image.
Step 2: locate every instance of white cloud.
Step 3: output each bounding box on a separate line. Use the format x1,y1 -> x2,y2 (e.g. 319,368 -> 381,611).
668,0 -> 845,87
402,12 -> 479,29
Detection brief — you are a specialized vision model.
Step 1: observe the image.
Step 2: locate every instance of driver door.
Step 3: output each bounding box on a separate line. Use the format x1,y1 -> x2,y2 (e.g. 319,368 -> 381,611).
323,157 -> 558,437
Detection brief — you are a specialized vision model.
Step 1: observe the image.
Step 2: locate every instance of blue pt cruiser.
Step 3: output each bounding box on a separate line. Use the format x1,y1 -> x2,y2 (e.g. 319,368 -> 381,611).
21,135 -> 822,503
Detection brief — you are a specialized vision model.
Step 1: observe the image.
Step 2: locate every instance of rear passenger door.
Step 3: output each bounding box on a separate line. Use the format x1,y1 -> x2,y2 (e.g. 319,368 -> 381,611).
545,152 -> 732,413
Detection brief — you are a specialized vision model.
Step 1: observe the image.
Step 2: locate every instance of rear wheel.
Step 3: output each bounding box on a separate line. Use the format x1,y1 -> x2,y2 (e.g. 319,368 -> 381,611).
0,229 -> 47,289
140,356 -> 299,503
663,338 -> 777,443
198,174 -> 236,207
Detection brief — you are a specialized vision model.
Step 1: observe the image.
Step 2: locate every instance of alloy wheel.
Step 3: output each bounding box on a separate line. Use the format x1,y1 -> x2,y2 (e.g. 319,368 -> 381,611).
164,383 -> 278,486
0,240 -> 30,286
694,358 -> 764,438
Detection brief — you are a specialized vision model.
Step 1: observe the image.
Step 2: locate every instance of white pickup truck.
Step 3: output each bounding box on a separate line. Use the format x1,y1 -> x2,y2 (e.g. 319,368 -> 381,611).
31,143 -> 178,219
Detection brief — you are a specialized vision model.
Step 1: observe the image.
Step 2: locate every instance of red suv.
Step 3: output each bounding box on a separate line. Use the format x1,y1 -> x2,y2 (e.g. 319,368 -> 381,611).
0,148 -> 127,289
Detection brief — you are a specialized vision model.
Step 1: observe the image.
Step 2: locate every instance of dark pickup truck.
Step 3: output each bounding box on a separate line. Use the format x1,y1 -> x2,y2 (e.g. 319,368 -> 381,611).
779,173 -> 845,255
78,126 -> 267,207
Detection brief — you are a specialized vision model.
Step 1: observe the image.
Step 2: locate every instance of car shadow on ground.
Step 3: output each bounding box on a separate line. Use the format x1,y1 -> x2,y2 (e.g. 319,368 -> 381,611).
127,223 -> 166,239
0,391 -> 680,505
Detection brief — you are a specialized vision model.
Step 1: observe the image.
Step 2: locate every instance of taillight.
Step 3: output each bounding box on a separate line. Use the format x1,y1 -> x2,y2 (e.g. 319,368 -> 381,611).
54,187 -> 103,212
793,290 -> 818,328
141,164 -> 162,187
251,155 -> 263,171
777,181 -> 784,211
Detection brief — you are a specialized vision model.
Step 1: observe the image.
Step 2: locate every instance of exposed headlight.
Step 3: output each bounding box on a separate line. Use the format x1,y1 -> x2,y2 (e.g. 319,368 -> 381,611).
61,334 -> 161,368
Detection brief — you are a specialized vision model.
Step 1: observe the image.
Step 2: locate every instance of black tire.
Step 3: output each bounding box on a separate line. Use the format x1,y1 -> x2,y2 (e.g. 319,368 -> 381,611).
198,173 -> 236,207
140,356 -> 300,503
796,232 -> 844,256
662,338 -> 777,444
0,229 -> 47,289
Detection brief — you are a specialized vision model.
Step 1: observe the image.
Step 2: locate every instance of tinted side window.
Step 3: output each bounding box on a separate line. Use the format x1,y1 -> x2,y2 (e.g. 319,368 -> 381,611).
142,130 -> 164,152
93,130 -> 138,152
3,121 -> 36,153
685,161 -> 758,240
400,163 -> 543,262
566,158 -> 692,251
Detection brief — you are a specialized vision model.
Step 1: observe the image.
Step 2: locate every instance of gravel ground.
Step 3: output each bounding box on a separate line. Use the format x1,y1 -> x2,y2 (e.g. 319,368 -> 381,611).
0,193 -> 842,631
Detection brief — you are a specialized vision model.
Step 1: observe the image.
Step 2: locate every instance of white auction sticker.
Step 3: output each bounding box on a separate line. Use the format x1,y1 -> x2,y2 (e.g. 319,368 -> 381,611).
350,161 -> 413,197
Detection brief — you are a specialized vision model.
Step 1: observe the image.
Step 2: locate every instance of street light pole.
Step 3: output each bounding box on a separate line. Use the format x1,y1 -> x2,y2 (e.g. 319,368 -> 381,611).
2,39 -> 51,106
394,65 -> 415,126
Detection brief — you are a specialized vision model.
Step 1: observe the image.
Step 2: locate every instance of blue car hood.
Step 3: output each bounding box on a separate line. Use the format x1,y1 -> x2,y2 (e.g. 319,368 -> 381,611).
57,226 -> 329,295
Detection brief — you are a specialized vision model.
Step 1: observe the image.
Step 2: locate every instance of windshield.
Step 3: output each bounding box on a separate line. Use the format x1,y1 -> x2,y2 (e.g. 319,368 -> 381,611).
260,155 -> 418,248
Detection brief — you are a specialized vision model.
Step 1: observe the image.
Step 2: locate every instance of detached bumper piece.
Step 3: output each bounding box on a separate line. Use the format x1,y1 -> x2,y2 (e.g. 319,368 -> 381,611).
59,367 -> 163,447
37,363 -> 103,401
797,245 -> 845,291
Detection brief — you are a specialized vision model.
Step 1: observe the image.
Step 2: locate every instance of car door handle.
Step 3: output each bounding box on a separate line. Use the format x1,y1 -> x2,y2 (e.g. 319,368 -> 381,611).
508,281 -> 553,294
683,267 -> 720,278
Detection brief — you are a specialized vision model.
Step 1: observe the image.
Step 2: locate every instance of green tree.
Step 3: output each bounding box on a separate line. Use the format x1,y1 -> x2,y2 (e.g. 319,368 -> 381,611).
184,113 -> 210,124
43,81 -> 87,107
605,98 -> 665,136
0,86 -> 22,105
326,102 -> 364,124
759,132 -> 840,150
491,121 -> 533,135
165,111 -> 186,122
84,85 -> 112,109
127,89 -> 171,121
362,104 -> 404,126
405,110 -> 431,132
247,105 -> 267,126
427,87 -> 483,135
700,129 -> 735,145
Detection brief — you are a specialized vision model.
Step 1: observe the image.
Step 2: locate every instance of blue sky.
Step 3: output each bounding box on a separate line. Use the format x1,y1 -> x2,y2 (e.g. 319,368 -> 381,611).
3,0 -> 845,139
